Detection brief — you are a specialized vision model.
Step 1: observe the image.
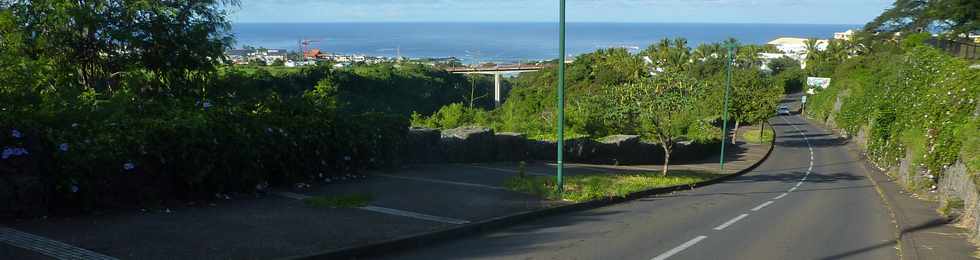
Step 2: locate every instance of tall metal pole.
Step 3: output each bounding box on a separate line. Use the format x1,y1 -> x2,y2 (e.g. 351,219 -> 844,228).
556,0 -> 566,193
720,43 -> 734,173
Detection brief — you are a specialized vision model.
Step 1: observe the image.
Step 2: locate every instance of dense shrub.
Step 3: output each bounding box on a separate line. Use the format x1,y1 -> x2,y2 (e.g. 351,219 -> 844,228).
807,42 -> 980,180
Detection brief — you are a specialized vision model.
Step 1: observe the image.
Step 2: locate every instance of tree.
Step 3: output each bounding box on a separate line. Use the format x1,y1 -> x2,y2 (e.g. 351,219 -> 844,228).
1,0 -> 239,96
727,68 -> 779,144
768,57 -> 800,75
864,0 -> 979,38
608,73 -> 705,176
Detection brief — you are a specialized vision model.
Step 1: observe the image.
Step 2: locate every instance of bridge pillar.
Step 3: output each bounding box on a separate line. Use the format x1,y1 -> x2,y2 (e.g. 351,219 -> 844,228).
493,73 -> 502,107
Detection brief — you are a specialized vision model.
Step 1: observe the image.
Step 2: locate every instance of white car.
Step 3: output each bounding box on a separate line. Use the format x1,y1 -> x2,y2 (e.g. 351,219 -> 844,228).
777,106 -> 791,115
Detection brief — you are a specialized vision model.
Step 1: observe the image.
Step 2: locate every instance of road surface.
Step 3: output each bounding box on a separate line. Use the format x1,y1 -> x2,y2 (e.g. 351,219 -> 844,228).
379,96 -> 897,260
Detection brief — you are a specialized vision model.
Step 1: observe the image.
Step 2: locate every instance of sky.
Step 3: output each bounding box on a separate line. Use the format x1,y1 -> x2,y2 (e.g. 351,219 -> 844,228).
232,0 -> 894,25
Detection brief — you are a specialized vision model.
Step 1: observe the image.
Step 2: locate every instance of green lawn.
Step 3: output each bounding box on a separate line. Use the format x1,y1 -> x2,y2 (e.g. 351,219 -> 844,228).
303,194 -> 373,208
742,126 -> 775,144
505,170 -> 716,202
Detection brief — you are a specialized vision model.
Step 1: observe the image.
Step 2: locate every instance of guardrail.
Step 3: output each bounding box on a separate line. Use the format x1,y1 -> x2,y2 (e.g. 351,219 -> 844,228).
925,38 -> 980,60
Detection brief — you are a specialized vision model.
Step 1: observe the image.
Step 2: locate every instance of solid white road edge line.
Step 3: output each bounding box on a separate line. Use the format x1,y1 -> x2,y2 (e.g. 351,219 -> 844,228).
651,235 -> 709,260
0,227 -> 118,260
274,192 -> 470,224
464,165 -> 550,176
358,206 -> 471,225
713,214 -> 750,231
377,174 -> 508,191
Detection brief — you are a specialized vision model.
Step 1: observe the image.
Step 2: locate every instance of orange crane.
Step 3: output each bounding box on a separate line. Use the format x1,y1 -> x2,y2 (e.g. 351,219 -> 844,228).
299,38 -> 322,60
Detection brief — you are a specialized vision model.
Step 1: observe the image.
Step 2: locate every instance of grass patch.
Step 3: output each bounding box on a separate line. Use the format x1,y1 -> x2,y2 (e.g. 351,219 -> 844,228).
504,170 -> 716,202
303,194 -> 373,208
527,132 -> 590,142
939,197 -> 965,218
742,126 -> 775,144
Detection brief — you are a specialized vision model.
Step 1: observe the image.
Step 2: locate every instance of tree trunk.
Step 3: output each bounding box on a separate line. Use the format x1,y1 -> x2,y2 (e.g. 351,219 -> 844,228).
731,120 -> 740,144
661,145 -> 671,176
759,121 -> 766,142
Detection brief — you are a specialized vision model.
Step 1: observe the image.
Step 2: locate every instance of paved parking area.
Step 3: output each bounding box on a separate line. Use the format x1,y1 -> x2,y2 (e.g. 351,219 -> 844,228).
0,140 -> 770,260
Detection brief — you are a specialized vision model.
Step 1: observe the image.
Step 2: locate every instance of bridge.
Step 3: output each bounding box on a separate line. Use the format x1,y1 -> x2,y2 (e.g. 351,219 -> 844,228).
446,64 -> 550,107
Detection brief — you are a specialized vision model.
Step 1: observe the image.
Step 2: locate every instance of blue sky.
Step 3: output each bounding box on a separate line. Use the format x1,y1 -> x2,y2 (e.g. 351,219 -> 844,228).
232,0 -> 893,24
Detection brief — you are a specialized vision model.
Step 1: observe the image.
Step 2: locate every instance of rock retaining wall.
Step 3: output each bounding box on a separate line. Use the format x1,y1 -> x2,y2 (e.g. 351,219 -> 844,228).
405,127 -> 719,165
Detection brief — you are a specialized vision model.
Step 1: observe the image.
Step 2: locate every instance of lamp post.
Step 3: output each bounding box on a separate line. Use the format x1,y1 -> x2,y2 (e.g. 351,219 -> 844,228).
720,43 -> 736,173
555,0 -> 566,193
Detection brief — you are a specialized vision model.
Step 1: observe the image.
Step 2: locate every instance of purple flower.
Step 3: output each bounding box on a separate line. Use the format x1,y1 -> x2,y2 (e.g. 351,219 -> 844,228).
11,129 -> 22,139
123,162 -> 136,171
70,185 -> 79,193
58,143 -> 69,152
2,147 -> 28,159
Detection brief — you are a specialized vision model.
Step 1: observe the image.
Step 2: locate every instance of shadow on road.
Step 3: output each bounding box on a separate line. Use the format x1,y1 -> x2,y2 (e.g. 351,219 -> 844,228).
818,219 -> 948,260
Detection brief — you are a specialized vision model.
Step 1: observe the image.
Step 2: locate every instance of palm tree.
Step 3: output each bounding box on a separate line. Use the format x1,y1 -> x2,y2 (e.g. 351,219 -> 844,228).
803,38 -> 823,68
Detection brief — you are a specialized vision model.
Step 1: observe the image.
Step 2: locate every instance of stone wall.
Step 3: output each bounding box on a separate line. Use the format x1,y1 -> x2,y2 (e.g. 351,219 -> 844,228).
938,162 -> 979,239
819,91 -> 980,241
404,127 -> 719,165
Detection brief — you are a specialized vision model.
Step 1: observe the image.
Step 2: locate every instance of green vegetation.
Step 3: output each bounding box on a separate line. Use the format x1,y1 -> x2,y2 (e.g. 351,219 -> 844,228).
304,194 -> 374,208
939,197 -> 966,218
805,31 -> 979,187
415,39 -> 789,175
742,126 -> 775,144
504,170 -> 715,202
0,1 -> 485,211
864,0 -> 979,38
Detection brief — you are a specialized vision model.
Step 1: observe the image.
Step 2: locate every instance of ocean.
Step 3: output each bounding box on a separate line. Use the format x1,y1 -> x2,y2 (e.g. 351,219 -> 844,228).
231,23 -> 858,64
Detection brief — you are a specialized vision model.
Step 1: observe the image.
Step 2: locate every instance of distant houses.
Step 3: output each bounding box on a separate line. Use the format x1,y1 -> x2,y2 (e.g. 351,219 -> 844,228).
226,47 -> 399,67
759,35 -> 841,70
767,37 -> 828,54
834,30 -> 856,41
224,48 -> 288,65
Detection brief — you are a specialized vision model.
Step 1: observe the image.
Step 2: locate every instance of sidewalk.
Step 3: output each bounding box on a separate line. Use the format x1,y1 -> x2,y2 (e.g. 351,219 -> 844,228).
859,154 -> 979,260
0,139 -> 771,260
808,113 -> 980,260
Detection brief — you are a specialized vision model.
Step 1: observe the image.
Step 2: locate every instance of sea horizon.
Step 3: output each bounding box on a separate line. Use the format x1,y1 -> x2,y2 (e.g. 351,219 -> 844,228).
230,22 -> 860,63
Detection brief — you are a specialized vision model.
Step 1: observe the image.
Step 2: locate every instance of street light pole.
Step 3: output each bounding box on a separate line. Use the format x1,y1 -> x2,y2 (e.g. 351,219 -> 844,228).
556,0 -> 566,193
720,43 -> 735,174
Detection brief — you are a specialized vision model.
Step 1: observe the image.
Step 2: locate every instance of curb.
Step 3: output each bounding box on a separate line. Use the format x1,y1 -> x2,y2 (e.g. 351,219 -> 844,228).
853,144 -> 908,260
804,114 -> 909,259
284,127 -> 776,260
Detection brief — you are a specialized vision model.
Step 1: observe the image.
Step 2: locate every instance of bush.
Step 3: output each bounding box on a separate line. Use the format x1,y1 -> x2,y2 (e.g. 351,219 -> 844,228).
806,44 -> 980,180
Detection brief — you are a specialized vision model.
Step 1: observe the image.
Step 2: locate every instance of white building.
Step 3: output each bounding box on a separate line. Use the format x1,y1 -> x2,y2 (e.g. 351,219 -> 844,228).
768,37 -> 828,54
834,30 -> 856,41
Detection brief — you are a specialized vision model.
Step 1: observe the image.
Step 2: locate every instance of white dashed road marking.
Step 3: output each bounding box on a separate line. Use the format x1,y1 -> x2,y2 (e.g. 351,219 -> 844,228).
651,235 -> 709,260
650,113 -> 818,259
713,214 -> 750,231
774,193 -> 789,200
0,227 -> 118,260
751,201 -> 775,211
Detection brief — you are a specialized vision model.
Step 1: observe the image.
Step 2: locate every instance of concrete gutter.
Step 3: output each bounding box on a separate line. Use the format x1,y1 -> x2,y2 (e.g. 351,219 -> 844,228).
283,127 -> 776,260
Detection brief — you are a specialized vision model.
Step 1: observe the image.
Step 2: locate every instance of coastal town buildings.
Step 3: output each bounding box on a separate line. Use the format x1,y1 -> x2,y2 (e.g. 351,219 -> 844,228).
834,30 -> 856,41
767,37 -> 828,54
224,48 -> 288,65
763,37 -> 831,70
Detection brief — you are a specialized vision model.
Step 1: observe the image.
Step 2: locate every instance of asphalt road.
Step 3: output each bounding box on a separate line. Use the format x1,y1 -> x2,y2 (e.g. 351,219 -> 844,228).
379,96 -> 898,260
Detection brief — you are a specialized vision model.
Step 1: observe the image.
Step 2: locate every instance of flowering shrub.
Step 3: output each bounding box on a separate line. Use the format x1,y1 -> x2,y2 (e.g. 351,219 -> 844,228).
807,42 -> 980,184
0,65 -> 449,213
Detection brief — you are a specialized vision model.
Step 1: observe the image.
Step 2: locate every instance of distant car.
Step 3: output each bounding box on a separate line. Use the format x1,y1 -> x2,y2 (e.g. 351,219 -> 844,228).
777,106 -> 791,115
